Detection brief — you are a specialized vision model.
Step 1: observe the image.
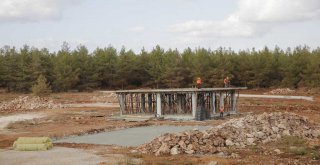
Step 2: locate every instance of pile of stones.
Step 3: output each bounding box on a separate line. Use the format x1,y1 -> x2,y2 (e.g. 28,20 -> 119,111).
137,112 -> 320,156
91,92 -> 117,103
0,96 -> 64,111
265,88 -> 295,95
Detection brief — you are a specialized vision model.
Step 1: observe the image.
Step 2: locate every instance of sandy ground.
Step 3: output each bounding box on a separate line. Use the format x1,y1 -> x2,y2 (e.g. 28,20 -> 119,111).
0,147 -> 103,165
64,103 -> 119,108
239,94 -> 314,101
0,90 -> 319,164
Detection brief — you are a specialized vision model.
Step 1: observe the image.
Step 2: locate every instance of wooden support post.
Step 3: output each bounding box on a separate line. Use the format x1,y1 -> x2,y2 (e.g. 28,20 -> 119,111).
177,94 -> 182,114
141,94 -> 145,113
192,92 -> 197,119
148,94 -> 152,113
168,94 -> 172,113
130,94 -> 134,114
118,94 -> 125,116
156,93 -> 162,117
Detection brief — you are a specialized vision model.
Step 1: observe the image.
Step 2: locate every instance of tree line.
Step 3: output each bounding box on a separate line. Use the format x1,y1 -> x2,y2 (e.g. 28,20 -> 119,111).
0,43 -> 319,92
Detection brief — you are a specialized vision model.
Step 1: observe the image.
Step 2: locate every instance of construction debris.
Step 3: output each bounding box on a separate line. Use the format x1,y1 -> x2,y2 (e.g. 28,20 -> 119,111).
265,88 -> 295,95
137,112 -> 320,156
0,96 -> 64,111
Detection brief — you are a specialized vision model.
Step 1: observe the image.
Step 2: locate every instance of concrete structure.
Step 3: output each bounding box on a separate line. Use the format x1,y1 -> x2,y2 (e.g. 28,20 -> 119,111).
115,87 -> 246,120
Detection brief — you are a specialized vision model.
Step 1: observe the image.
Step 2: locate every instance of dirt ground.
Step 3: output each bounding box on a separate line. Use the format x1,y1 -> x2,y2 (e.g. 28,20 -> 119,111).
0,90 -> 320,165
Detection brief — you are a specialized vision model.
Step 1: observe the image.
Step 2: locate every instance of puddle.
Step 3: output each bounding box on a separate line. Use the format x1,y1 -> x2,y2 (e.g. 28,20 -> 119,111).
56,125 -> 211,147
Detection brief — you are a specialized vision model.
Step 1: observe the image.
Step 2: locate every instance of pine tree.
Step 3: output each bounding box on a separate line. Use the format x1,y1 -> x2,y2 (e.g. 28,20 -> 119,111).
31,74 -> 52,97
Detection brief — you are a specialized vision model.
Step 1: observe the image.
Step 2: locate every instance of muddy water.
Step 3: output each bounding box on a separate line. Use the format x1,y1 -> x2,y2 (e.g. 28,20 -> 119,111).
56,125 -> 211,147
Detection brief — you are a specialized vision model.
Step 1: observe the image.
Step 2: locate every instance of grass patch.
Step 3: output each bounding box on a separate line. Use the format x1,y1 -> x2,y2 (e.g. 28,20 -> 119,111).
278,136 -> 320,160
279,135 -> 306,147
289,146 -> 308,155
117,157 -> 144,165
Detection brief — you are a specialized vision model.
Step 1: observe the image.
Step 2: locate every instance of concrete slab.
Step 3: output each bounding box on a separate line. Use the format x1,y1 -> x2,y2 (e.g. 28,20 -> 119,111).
55,125 -> 211,147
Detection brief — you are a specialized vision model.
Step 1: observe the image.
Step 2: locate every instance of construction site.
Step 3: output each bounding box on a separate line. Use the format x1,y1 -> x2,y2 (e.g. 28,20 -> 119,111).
0,88 -> 320,165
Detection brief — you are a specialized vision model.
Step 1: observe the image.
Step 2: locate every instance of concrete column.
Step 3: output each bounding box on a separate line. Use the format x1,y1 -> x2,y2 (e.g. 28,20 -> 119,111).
232,91 -> 237,113
141,94 -> 145,113
156,93 -> 162,117
220,92 -> 224,111
192,92 -> 197,118
211,92 -> 216,114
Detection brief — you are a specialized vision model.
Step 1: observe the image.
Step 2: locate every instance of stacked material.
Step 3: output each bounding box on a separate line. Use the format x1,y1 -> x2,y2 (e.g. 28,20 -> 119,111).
13,137 -> 53,151
137,112 -> 320,156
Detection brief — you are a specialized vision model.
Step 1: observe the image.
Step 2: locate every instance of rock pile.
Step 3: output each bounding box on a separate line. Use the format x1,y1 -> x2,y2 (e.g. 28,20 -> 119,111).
91,92 -> 117,103
0,96 -> 64,111
265,88 -> 295,95
137,112 -> 320,156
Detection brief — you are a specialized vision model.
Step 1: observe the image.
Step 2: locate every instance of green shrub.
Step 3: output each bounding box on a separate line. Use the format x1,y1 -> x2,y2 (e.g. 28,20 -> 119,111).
31,74 -> 52,97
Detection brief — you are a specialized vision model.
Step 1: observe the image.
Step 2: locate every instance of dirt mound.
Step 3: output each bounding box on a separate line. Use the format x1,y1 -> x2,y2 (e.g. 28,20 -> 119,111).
0,96 -> 64,111
137,112 -> 320,156
265,88 -> 295,95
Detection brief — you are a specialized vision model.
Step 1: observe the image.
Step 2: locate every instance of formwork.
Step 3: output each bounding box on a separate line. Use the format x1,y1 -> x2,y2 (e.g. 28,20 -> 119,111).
115,87 -> 246,120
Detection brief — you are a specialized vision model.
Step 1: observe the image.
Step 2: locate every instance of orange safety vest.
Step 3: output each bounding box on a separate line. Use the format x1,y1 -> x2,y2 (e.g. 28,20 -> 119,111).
196,78 -> 202,85
224,78 -> 228,84
220,107 -> 224,113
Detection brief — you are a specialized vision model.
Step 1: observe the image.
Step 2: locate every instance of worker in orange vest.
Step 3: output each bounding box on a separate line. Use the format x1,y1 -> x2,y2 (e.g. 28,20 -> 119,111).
196,77 -> 202,89
220,106 -> 224,118
224,76 -> 230,88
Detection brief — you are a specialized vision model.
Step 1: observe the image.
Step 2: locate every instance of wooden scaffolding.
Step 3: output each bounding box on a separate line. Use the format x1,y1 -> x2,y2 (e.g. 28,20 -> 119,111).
115,87 -> 246,120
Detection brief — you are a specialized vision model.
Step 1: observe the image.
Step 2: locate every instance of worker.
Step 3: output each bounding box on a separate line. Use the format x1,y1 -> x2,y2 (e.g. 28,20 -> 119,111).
220,106 -> 224,119
224,76 -> 230,88
196,77 -> 202,89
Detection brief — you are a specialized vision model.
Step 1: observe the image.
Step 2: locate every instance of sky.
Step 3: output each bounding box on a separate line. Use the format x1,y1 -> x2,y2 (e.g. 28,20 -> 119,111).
0,0 -> 320,52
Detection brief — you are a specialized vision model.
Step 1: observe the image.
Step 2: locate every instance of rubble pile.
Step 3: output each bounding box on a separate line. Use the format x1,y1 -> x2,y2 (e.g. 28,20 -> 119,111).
0,96 -> 64,111
265,88 -> 295,95
137,112 -> 320,156
91,92 -> 117,103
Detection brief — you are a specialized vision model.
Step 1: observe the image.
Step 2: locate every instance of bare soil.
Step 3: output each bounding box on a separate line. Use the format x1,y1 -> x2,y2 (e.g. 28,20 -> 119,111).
0,90 -> 319,165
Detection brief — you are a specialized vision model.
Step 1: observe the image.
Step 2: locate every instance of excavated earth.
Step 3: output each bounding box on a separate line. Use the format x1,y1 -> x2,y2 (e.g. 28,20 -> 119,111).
0,90 -> 320,164
138,112 -> 320,156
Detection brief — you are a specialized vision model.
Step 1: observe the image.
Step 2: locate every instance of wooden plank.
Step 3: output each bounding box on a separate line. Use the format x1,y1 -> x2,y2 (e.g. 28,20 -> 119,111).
141,94 -> 145,113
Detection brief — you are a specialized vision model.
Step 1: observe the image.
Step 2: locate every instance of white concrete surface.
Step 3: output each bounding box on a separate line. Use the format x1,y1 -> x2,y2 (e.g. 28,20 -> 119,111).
56,125 -> 211,147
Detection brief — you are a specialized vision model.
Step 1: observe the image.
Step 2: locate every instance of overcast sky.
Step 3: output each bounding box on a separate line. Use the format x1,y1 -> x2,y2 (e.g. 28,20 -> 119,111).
0,0 -> 320,52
